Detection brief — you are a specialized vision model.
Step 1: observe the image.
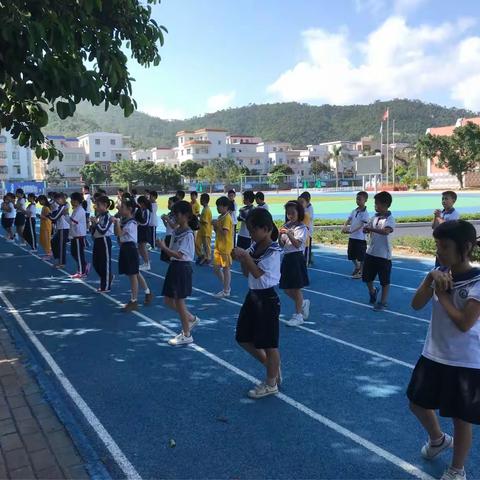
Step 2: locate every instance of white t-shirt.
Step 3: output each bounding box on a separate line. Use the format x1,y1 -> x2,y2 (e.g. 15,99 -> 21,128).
16,197 -> 26,213
149,203 -> 158,227
26,203 -> 37,218
163,212 -> 176,236
170,228 -> 194,262
348,208 -> 369,241
423,268 -> 480,369
69,206 -> 87,238
280,222 -> 308,254
247,242 -> 282,290
230,201 -> 238,225
305,203 -> 314,233
441,208 -> 460,222
256,203 -> 269,211
4,202 -> 16,219
84,194 -> 92,214
366,213 -> 395,260
119,218 -> 137,243
238,205 -> 254,238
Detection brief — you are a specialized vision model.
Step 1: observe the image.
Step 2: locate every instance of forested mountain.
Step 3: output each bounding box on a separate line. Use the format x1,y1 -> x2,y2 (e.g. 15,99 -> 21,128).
44,99 -> 477,149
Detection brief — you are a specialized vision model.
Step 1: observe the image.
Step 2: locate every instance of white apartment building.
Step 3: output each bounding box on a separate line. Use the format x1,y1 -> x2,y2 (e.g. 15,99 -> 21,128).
131,149 -> 152,161
33,136 -> 86,183
227,135 -> 265,172
78,132 -> 132,174
175,128 -> 228,165
0,129 -> 32,182
316,141 -> 359,176
151,147 -> 176,167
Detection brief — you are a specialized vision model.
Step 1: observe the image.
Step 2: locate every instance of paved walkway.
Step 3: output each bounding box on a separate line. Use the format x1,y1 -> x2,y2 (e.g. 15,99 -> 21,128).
0,316 -> 88,479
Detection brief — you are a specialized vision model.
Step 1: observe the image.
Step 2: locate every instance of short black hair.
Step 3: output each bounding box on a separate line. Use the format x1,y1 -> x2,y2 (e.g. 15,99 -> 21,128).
255,191 -> 265,201
131,189 -> 138,195
374,191 -> 392,208
216,196 -> 234,211
442,190 -> 457,202
15,188 -> 24,196
433,220 -> 477,261
83,185 -> 90,191
243,190 -> 255,203
172,200 -> 193,217
357,191 -> 368,201
190,191 -> 198,198
300,191 -> 311,202
137,195 -> 152,211
285,200 -> 305,222
200,193 -> 210,204
176,190 -> 186,199
149,190 -> 158,199
247,208 -> 278,242
27,193 -> 36,201
228,189 -> 236,195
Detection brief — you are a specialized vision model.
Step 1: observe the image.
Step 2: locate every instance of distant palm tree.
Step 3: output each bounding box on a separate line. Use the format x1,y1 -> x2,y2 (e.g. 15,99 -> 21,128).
330,145 -> 342,188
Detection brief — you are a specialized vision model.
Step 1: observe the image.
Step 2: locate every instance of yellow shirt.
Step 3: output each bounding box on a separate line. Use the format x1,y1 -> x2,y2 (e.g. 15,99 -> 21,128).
303,212 -> 311,237
192,201 -> 201,217
198,206 -> 212,237
215,213 -> 233,254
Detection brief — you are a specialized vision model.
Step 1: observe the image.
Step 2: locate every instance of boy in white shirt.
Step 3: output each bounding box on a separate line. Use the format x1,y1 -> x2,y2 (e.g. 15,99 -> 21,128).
342,191 -> 369,279
433,191 -> 460,229
362,191 -> 395,311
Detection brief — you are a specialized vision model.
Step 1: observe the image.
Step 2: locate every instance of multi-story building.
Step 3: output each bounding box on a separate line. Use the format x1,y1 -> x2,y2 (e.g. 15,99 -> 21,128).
317,141 -> 359,177
78,132 -> 132,174
175,128 -> 228,165
131,149 -> 152,161
33,136 -> 85,183
151,147 -> 176,168
227,135 -> 265,172
0,129 -> 32,182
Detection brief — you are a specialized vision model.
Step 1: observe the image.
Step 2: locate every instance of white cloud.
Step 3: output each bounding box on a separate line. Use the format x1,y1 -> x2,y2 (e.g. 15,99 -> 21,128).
140,104 -> 187,120
267,16 -> 480,110
206,91 -> 236,112
355,0 -> 427,15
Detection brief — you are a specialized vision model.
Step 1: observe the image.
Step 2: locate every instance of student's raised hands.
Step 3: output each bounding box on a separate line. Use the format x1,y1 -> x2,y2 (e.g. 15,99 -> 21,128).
231,247 -> 247,260
430,269 -> 453,292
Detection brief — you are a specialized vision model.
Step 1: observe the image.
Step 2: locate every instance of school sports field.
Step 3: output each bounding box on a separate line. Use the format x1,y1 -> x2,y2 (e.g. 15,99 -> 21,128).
150,191 -> 480,220
0,234 -> 479,479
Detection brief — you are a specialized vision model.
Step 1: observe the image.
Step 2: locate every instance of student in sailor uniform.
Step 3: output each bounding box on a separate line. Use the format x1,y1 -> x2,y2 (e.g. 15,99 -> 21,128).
300,191 -> 314,266
279,200 -> 310,327
90,195 -> 115,292
409,221 -> 480,480
228,189 -> 238,247
156,200 -> 198,346
68,192 -> 89,279
342,191 -> 370,279
1,193 -> 16,241
112,198 -> 153,312
236,190 -> 255,250
232,208 -> 282,399
135,196 -> 152,271
160,196 -> 178,263
23,193 -> 38,251
433,191 -> 460,267
148,190 -> 158,248
14,188 -> 27,245
48,193 -> 70,268
82,185 -> 92,247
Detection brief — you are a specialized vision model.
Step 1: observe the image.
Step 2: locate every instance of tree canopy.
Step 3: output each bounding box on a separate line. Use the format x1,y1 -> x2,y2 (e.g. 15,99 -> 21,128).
179,160 -> 202,180
80,163 -> 107,185
0,0 -> 166,160
270,164 -> 294,175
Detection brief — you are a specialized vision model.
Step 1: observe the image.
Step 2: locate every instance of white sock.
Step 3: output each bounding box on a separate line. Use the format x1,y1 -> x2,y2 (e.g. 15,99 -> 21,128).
131,298 -> 137,303
145,288 -> 151,295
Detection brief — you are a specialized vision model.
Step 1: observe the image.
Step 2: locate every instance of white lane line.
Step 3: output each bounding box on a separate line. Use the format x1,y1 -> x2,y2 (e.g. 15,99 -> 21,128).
13,244 -> 433,480
229,268 -> 429,325
307,266 -> 417,291
0,290 -> 141,480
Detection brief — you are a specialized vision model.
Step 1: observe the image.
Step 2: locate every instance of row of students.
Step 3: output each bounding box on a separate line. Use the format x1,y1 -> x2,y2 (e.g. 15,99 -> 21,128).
1,188 -> 28,244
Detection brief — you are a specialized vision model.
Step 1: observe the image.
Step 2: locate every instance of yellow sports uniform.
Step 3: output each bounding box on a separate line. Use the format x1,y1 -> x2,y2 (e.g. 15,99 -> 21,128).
195,206 -> 213,259
303,212 -> 311,239
214,213 -> 233,267
191,201 -> 201,217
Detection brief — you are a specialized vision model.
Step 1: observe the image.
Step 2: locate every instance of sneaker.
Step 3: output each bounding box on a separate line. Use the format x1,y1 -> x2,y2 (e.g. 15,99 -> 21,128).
70,273 -> 83,279
215,290 -> 231,298
189,316 -> 200,330
301,299 -> 310,320
286,314 -> 304,327
421,433 -> 453,460
144,292 -> 154,305
352,271 -> 362,279
168,333 -> 193,346
247,382 -> 278,399
373,302 -> 387,311
139,263 -> 151,271
96,288 -> 109,293
54,264 -> 65,269
369,287 -> 379,305
122,300 -> 138,312
441,468 -> 466,480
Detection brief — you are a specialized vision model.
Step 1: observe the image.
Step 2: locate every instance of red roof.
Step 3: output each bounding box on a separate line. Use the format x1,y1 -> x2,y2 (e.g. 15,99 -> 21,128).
428,117 -> 480,136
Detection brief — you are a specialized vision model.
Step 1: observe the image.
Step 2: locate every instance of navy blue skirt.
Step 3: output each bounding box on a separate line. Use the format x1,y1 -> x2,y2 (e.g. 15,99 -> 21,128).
279,251 -> 309,289
118,242 -> 139,276
14,212 -> 26,226
162,261 -> 193,299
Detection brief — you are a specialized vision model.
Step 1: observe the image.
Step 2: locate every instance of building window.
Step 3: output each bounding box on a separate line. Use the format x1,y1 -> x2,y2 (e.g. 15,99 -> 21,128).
195,148 -> 199,154
11,151 -> 18,159
0,152 -> 7,159
218,140 -> 221,145
181,150 -> 184,155
273,147 -> 277,152
218,153 -> 222,157
95,152 -> 100,158
14,166 -> 21,175
186,148 -> 191,154
110,139 -> 116,145
95,139 -> 100,145
115,153 -> 122,161
231,148 -> 235,153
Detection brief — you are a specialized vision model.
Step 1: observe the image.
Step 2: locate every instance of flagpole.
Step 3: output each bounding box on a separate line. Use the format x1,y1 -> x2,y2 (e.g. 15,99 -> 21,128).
386,111 -> 390,186
380,122 -> 383,189
392,118 -> 396,186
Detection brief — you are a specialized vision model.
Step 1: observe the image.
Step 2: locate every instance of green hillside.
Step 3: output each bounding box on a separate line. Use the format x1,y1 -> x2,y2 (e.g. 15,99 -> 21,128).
44,99 -> 477,149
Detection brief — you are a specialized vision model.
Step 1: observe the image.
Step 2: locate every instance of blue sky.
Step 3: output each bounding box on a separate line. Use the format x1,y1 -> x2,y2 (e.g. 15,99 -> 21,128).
127,0 -> 480,119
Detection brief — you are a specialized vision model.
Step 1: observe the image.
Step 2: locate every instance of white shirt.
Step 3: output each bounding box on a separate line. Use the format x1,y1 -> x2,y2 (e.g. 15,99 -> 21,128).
149,203 -> 158,227
348,208 -> 369,241
93,212 -> 114,238
280,222 -> 308,253
247,242 -> 282,290
423,268 -> 480,369
238,205 -> 255,238
84,194 -> 92,214
305,203 -> 314,233
69,206 -> 87,238
441,208 -> 460,222
230,201 -> 238,225
163,212 -> 176,236
16,197 -> 26,213
366,213 -> 395,260
119,218 -> 137,243
4,202 -> 16,219
256,203 -> 269,211
170,228 -> 194,262
26,203 -> 36,218
49,204 -> 70,229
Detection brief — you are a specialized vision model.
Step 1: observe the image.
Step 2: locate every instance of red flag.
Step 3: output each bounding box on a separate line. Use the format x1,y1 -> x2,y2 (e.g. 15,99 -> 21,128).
382,108 -> 389,121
